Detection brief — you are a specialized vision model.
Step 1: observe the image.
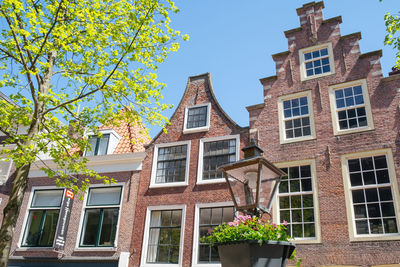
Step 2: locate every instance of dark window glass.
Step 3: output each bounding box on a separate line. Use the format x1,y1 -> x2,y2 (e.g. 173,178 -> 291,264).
304,48 -> 331,77
198,207 -> 234,263
22,190 -> 63,247
203,139 -> 236,180
334,86 -> 367,130
348,155 -> 398,235
80,187 -> 121,247
187,106 -> 208,129
279,165 -> 315,238
156,145 -> 187,183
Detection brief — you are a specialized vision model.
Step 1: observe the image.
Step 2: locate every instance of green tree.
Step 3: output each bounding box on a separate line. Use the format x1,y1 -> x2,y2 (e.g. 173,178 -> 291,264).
0,0 -> 187,265
380,0 -> 400,68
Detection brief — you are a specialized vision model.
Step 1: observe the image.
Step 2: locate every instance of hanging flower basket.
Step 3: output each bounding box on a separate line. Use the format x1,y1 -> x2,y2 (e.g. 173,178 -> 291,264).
201,215 -> 298,267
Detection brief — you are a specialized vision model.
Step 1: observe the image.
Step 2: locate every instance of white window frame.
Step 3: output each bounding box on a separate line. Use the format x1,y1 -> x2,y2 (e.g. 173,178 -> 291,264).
299,42 -> 335,81
192,202 -> 234,267
273,159 -> 321,244
141,204 -> 186,267
75,183 -> 124,250
278,90 -> 316,144
84,129 -> 121,156
150,141 -> 191,188
341,148 -> 400,242
183,103 -> 211,134
18,186 -> 64,248
329,79 -> 374,136
197,135 -> 240,185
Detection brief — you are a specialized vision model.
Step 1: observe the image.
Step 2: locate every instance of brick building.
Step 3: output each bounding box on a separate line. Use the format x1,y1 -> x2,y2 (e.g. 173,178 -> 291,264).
129,73 -> 248,267
246,1 -> 400,266
5,120 -> 149,267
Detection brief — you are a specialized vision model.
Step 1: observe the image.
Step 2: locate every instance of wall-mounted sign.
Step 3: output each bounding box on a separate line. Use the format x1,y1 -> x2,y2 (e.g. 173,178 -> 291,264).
54,189 -> 74,250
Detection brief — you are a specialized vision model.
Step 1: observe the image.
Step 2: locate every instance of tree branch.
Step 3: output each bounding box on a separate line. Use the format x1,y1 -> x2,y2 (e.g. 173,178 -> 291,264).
43,3 -> 157,115
30,0 -> 65,68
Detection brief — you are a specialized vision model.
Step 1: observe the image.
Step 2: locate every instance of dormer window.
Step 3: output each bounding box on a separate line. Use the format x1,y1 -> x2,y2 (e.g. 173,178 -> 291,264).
84,129 -> 121,156
183,103 -> 211,134
86,134 -> 110,156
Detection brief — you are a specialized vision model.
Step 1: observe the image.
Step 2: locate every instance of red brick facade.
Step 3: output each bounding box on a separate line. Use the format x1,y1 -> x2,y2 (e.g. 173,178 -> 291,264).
247,2 -> 400,266
130,73 -> 248,267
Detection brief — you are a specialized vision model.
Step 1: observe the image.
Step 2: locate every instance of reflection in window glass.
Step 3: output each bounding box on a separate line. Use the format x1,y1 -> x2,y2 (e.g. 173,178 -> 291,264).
198,207 -> 234,263
156,145 -> 187,183
278,165 -> 316,238
22,189 -> 63,247
147,210 -> 182,264
282,96 -> 311,139
187,106 -> 208,129
347,155 -> 398,235
304,48 -> 330,77
202,139 -> 236,180
80,186 -> 122,247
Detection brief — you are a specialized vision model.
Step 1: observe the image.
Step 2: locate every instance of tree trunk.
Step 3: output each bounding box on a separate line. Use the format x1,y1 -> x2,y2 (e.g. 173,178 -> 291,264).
0,163 -> 31,267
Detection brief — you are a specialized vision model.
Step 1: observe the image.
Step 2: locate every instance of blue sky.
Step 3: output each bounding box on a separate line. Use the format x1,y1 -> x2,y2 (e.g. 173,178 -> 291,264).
150,0 -> 400,137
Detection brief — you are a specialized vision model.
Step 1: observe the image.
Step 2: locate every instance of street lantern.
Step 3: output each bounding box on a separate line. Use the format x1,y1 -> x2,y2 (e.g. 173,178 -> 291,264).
219,142 -> 286,217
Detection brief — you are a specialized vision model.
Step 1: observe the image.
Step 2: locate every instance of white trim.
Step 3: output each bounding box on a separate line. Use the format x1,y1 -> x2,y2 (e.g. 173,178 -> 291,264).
328,79 -> 374,136
75,183 -> 125,249
299,42 -> 335,81
192,202 -> 234,267
183,103 -> 211,134
277,90 -> 316,144
197,135 -> 240,185
28,152 -> 145,177
18,186 -> 65,248
150,141 -> 191,188
341,149 -> 400,241
273,159 -> 322,244
140,204 -> 186,267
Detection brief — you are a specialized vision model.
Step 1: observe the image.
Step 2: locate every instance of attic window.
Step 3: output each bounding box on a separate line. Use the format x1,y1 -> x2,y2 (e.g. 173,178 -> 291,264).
85,134 -> 110,156
299,43 -> 335,81
183,103 -> 211,134
84,129 -> 121,156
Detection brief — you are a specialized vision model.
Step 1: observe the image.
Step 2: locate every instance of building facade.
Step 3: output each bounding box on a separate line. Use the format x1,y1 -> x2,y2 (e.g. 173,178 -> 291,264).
6,121 -> 149,267
247,2 -> 400,266
129,73 -> 248,267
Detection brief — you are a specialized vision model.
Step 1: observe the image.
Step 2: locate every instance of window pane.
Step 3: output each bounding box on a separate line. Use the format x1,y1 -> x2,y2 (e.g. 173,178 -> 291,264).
156,145 -> 187,183
87,187 -> 122,206
81,209 -> 101,246
99,208 -> 119,246
147,209 -> 182,264
85,136 -> 97,156
202,139 -> 236,180
348,156 -> 398,235
97,134 -> 110,155
187,106 -> 208,129
32,190 -> 63,208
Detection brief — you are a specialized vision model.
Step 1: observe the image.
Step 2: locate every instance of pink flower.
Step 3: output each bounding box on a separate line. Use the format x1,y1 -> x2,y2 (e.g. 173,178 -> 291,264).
272,223 -> 277,228
283,220 -> 288,226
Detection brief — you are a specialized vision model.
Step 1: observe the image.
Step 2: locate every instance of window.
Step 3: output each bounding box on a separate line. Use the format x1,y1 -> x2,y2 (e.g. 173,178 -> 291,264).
299,43 -> 335,81
278,91 -> 316,144
329,79 -> 374,135
141,205 -> 185,267
85,134 -> 110,156
342,149 -> 400,241
0,157 -> 12,185
22,189 -> 63,247
150,141 -> 190,188
183,103 -> 211,134
274,160 -> 321,243
192,204 -> 234,266
79,186 -> 122,247
197,135 -> 239,184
